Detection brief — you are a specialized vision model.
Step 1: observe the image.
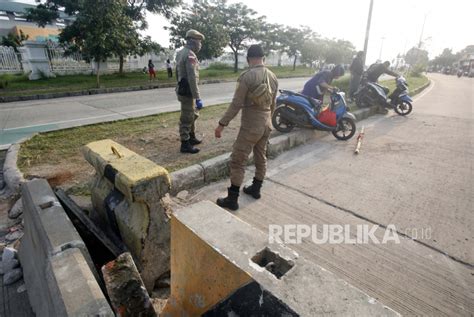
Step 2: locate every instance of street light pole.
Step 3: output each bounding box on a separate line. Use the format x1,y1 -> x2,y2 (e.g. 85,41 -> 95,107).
378,36 -> 385,61
418,13 -> 427,49
362,0 -> 374,66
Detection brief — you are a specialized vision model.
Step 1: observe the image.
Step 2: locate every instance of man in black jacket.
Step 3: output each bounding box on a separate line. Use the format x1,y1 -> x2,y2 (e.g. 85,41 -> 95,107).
349,51 -> 364,100
366,61 -> 399,83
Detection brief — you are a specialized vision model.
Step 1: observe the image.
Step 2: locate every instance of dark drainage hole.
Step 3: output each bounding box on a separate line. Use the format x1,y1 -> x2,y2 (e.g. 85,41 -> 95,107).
251,247 -> 294,279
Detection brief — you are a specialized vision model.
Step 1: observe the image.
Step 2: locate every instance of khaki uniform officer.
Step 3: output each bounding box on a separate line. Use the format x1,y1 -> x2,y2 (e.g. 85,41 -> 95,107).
175,29 -> 205,154
214,44 -> 278,211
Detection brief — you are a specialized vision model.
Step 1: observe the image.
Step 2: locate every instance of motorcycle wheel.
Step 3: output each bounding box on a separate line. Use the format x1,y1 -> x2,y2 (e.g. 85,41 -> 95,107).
332,117 -> 356,140
394,101 -> 413,116
272,106 -> 295,133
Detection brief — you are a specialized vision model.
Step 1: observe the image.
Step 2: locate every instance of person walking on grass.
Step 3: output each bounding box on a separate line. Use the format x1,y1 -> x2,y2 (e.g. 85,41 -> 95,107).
148,59 -> 156,81
166,59 -> 173,78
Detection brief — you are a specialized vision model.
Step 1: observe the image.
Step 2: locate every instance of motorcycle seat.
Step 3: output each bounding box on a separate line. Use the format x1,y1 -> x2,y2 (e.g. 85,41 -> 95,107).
280,89 -> 322,109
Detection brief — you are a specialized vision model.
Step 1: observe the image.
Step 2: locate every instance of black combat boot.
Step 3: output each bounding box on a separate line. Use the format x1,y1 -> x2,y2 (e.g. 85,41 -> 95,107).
189,132 -> 202,145
243,177 -> 263,199
180,140 -> 200,154
216,186 -> 240,211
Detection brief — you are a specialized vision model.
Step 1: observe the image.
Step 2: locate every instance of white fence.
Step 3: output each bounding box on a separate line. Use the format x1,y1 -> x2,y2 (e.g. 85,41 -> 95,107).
46,42 -> 92,75
0,46 -> 22,74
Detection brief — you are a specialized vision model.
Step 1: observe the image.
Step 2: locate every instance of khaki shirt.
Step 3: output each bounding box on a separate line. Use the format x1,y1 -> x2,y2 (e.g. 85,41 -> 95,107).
219,65 -> 278,133
175,46 -> 200,99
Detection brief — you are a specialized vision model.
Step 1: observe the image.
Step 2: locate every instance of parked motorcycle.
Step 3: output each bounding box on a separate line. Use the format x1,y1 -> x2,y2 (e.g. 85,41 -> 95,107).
354,75 -> 413,116
272,89 -> 357,140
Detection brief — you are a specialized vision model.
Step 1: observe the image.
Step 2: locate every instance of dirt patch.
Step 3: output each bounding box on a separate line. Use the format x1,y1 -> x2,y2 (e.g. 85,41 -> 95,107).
19,104 -> 251,195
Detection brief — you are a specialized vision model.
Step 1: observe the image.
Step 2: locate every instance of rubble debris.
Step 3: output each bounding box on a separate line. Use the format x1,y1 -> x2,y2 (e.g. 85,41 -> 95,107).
102,252 -> 156,317
8,198 -> 23,219
5,230 -> 23,242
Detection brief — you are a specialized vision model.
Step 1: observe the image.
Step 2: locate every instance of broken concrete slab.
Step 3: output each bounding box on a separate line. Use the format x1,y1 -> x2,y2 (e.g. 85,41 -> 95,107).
164,201 -> 398,316
83,139 -> 172,293
102,252 -> 156,317
19,179 -> 113,317
47,248 -> 114,316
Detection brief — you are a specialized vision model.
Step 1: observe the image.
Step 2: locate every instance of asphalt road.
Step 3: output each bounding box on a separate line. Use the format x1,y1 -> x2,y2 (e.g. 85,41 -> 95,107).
0,77 -> 309,148
183,73 -> 474,315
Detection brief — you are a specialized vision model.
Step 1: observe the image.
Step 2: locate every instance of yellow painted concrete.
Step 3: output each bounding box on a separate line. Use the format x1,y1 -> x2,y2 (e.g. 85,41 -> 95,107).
162,215 -> 253,316
82,139 -> 170,201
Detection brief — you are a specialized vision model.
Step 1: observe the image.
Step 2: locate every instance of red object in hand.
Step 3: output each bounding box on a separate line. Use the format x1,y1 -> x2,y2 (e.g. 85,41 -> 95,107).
317,109 -> 337,126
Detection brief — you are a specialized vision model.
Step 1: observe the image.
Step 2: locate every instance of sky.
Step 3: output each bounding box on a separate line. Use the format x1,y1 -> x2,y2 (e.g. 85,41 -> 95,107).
146,0 -> 474,64
17,0 -> 474,64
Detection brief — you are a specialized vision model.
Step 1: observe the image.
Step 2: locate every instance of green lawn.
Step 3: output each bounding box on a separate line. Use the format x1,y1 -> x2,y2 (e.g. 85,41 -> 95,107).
0,65 -> 314,97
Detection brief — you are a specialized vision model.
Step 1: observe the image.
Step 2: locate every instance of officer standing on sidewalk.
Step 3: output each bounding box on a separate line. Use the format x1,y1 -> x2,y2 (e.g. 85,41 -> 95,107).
175,29 -> 205,154
214,44 -> 278,210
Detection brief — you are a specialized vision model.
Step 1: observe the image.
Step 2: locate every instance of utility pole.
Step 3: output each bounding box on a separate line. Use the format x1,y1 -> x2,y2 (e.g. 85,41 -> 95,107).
418,13 -> 427,49
378,36 -> 385,61
362,0 -> 374,67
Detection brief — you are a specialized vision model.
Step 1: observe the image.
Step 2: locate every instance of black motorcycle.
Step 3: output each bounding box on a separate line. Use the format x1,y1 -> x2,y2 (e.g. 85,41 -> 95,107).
354,74 -> 413,116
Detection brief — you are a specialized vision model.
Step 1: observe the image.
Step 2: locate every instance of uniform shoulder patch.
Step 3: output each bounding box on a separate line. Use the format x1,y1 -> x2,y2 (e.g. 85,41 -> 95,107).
188,52 -> 198,65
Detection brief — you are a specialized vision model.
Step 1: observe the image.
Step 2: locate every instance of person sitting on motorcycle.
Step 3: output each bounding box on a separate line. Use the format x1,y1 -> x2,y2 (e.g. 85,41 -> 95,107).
302,65 -> 345,108
366,61 -> 399,83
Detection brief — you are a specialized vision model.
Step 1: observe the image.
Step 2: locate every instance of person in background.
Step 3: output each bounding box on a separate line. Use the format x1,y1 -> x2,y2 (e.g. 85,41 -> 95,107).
301,65 -> 345,103
366,61 -> 399,83
175,29 -> 205,154
148,59 -> 156,81
349,51 -> 364,101
166,59 -> 173,78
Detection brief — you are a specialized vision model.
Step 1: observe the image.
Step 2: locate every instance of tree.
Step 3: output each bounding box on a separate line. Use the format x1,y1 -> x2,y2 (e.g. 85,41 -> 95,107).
27,0 -> 180,74
1,30 -> 29,52
281,26 -> 314,70
166,0 -> 228,60
218,0 -> 264,72
405,47 -> 429,67
300,37 -> 325,66
167,0 -> 265,73
323,39 -> 355,64
57,0 -> 136,87
430,48 -> 457,68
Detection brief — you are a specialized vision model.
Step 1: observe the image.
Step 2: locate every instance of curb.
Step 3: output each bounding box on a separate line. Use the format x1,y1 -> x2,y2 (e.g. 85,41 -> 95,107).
0,74 -> 311,103
1,143 -> 24,197
170,105 -> 378,195
3,78 -> 431,197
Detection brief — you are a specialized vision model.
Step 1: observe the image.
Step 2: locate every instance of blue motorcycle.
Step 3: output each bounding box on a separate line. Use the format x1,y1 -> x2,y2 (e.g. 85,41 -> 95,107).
272,89 -> 357,140
355,76 -> 413,116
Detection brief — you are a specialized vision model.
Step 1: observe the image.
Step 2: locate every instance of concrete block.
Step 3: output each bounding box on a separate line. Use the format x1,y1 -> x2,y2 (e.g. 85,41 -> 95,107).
200,153 -> 231,183
170,164 -> 204,196
102,252 -> 156,317
47,248 -> 114,316
19,179 -> 107,316
267,134 -> 290,158
83,139 -> 172,292
164,201 -> 399,316
82,139 -> 170,202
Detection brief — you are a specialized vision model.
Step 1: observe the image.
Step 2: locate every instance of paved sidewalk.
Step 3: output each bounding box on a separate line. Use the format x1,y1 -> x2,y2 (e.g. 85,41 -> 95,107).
175,74 -> 474,315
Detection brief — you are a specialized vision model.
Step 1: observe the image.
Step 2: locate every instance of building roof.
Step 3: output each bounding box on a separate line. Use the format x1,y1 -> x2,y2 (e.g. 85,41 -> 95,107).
0,2 -> 36,14
0,1 -> 72,20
